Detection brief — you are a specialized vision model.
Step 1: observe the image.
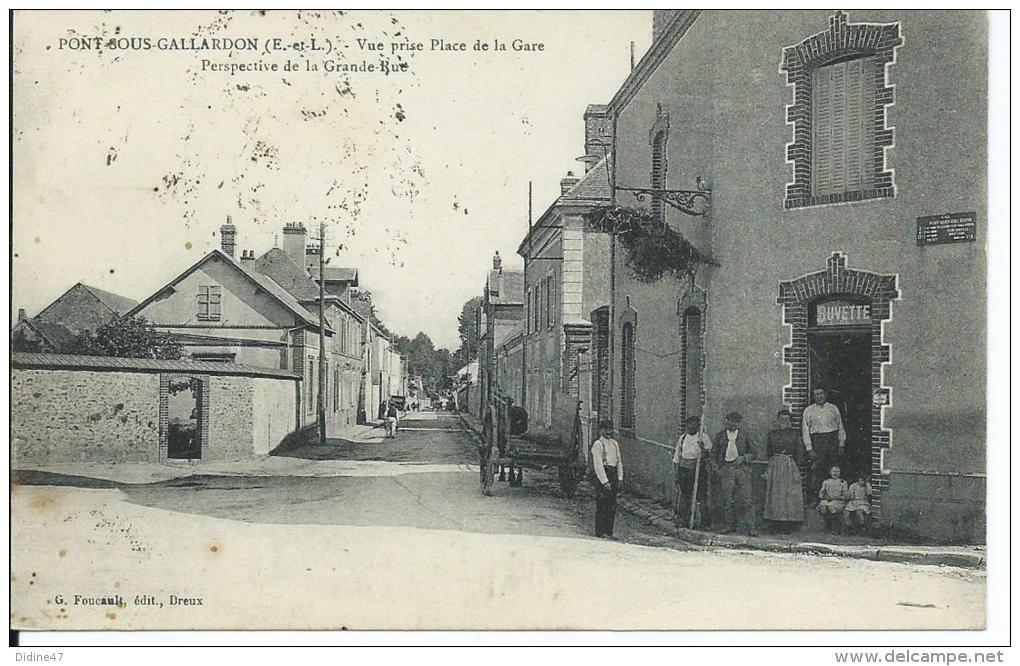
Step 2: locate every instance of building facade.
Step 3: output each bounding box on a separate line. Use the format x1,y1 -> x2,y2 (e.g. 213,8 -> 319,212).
603,10 -> 985,541
476,254 -> 524,418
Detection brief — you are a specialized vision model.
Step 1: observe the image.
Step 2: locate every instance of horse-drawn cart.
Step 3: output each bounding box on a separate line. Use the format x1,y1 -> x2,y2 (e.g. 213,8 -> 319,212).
479,390 -> 585,497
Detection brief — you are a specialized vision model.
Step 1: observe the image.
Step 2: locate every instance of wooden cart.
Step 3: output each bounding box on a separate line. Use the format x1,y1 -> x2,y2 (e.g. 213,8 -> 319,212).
480,390 -> 585,497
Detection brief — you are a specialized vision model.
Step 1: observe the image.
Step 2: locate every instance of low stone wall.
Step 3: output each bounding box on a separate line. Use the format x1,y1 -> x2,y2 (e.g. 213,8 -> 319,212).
12,369 -> 161,464
12,355 -> 300,465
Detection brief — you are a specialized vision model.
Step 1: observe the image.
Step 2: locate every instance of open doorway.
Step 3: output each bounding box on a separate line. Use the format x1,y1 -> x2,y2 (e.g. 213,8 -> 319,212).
807,297 -> 873,481
166,376 -> 202,460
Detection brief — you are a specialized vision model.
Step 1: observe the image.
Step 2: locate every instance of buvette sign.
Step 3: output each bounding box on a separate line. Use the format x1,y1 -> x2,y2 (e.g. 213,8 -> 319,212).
812,300 -> 871,327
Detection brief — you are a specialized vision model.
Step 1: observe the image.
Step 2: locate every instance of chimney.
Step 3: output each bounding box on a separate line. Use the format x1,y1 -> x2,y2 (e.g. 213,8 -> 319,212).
281,222 -> 306,267
492,251 -> 502,271
583,104 -> 612,172
240,249 -> 255,267
219,215 -> 237,258
560,171 -> 580,195
17,308 -> 26,322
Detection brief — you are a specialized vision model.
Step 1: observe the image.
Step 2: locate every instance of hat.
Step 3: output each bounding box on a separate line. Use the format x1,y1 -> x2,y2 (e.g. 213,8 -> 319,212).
725,411 -> 743,422
685,415 -> 701,424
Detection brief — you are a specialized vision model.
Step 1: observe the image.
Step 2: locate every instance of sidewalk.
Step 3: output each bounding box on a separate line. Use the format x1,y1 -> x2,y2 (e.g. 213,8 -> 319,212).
618,493 -> 985,569
460,410 -> 983,569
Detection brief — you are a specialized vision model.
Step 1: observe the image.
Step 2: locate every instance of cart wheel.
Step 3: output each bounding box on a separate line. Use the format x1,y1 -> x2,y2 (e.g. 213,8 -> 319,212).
481,450 -> 497,496
558,467 -> 578,498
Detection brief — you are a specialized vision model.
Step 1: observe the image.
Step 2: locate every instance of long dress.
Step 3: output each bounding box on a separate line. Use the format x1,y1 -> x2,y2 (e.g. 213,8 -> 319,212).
763,427 -> 805,523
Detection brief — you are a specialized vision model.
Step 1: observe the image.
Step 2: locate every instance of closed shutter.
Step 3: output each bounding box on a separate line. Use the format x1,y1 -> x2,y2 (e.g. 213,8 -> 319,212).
651,131 -> 666,221
812,57 -> 875,198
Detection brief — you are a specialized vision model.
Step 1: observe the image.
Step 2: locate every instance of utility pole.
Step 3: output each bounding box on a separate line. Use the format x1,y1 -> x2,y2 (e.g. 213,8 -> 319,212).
317,221 -> 327,446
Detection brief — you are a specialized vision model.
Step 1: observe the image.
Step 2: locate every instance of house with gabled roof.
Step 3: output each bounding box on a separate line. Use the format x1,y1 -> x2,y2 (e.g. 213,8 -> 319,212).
12,282 -> 138,353
129,219 -> 366,435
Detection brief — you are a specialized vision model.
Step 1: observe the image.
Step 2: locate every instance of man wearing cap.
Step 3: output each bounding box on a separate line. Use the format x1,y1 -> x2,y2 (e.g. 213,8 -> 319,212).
802,388 -> 846,503
673,415 -> 713,528
712,411 -> 755,535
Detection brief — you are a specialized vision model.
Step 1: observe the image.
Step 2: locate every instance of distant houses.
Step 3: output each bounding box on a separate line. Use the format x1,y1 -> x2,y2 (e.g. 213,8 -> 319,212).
13,217 -> 407,461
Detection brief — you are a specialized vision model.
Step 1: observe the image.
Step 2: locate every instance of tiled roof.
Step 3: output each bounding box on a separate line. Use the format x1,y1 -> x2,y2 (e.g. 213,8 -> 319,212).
128,250 -> 325,331
81,284 -> 138,314
560,155 -> 612,204
26,320 -> 79,351
309,266 -> 358,284
253,248 -> 321,301
11,352 -> 301,379
486,269 -> 524,306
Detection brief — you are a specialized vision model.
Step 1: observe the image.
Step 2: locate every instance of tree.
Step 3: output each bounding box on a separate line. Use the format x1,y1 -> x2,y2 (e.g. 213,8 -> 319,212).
456,296 -> 482,363
74,315 -> 184,360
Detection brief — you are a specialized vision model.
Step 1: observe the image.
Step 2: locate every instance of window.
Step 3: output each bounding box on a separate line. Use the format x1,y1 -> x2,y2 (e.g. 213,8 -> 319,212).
544,277 -> 552,329
780,12 -> 901,209
620,322 -> 636,430
307,357 -> 316,416
334,367 -> 340,412
651,130 -> 667,222
197,286 -> 222,321
811,57 -> 876,198
681,307 -> 703,423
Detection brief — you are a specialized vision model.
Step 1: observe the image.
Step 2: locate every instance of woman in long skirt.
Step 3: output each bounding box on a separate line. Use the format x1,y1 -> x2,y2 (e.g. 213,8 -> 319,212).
763,409 -> 805,533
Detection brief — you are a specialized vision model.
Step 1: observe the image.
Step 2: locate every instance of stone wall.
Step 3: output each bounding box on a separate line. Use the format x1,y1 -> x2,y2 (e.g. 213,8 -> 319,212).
205,375 -> 256,461
12,369 -> 161,464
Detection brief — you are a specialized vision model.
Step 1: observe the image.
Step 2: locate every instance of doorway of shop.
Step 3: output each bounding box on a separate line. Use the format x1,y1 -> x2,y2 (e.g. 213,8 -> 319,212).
807,297 -> 873,481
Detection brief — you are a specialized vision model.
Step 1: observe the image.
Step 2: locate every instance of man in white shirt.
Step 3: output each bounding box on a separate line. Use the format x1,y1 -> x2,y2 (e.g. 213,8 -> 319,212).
802,388 -> 847,503
591,419 -> 623,538
711,412 -> 756,534
673,415 -> 713,528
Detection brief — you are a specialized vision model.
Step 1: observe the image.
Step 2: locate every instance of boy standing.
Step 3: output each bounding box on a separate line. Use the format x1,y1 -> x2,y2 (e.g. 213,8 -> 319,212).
591,419 -> 623,539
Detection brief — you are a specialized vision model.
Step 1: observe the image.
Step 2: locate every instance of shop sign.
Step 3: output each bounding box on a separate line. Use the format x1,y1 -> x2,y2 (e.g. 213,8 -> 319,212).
813,300 -> 871,327
916,211 -> 977,246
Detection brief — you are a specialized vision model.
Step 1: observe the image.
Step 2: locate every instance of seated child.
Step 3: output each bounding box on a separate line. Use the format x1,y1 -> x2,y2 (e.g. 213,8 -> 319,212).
844,474 -> 873,534
818,465 -> 849,533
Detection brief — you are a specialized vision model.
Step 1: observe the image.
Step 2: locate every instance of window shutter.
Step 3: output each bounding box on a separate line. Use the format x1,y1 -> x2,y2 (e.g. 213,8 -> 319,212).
209,286 -> 222,319
813,57 -> 875,198
812,65 -> 834,195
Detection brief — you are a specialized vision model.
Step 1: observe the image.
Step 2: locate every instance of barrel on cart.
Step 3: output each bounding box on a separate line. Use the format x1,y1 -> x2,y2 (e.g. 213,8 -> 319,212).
480,390 -> 585,498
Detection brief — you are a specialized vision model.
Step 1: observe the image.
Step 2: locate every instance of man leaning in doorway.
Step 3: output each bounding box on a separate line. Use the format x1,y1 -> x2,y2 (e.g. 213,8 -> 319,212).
591,419 -> 623,539
712,412 -> 755,535
802,387 -> 846,504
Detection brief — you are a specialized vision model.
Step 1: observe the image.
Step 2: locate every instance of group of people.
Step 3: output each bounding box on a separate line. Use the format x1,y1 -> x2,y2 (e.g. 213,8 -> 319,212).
588,388 -> 872,539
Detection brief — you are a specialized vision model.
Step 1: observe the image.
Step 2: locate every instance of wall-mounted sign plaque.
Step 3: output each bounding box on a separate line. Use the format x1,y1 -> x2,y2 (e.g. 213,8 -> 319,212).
916,212 -> 977,246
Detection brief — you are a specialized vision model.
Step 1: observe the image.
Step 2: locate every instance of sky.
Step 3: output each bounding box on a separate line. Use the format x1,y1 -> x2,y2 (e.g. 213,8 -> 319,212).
12,10 -> 652,350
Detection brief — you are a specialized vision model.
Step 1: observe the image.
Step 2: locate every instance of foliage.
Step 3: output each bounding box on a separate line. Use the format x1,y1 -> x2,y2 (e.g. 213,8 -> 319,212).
587,206 -> 717,283
392,331 -> 454,394
456,296 -> 483,363
73,315 -> 184,360
350,289 -> 391,337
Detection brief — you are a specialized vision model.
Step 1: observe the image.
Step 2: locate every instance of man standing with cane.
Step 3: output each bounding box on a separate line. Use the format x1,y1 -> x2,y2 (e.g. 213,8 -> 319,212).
673,415 -> 713,529
802,388 -> 846,504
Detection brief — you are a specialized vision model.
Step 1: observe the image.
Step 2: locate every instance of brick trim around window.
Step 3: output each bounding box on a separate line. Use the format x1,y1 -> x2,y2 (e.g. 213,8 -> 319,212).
781,11 -> 902,210
778,252 -> 899,515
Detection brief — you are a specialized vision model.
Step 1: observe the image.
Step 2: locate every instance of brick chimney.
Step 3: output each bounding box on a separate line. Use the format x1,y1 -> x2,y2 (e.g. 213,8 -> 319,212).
492,250 -> 502,272
583,104 -> 612,172
219,215 -> 237,258
560,171 -> 580,195
17,308 -> 26,322
281,222 -> 306,267
240,249 -> 255,267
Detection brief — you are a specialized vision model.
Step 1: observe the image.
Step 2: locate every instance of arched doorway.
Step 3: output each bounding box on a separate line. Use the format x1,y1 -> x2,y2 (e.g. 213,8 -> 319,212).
778,253 -> 899,511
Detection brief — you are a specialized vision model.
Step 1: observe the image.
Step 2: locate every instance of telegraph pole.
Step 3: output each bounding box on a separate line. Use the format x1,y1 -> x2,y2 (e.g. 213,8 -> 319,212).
317,221 -> 327,446
521,181 -> 532,410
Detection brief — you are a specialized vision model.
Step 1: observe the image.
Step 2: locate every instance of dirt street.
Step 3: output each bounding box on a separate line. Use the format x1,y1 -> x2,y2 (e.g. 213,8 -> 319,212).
11,410 -> 985,630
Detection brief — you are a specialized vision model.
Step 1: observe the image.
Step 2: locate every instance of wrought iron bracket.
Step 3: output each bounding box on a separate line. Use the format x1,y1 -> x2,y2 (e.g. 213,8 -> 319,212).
615,186 -> 711,217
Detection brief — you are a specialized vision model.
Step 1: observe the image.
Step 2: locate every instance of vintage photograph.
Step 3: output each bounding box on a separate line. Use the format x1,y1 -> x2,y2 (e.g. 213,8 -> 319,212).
10,9 -> 993,634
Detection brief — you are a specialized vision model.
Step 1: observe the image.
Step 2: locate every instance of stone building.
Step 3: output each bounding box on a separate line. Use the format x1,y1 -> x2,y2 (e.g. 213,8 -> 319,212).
600,10 -> 985,541
12,282 -> 137,353
130,219 -> 366,436
475,253 -> 524,418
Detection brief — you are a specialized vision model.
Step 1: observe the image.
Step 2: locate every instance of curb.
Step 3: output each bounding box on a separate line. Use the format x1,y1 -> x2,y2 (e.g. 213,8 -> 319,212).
616,496 -> 985,570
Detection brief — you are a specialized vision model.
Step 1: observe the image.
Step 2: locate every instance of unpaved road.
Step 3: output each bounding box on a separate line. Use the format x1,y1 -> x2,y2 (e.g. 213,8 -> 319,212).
11,411 -> 985,630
